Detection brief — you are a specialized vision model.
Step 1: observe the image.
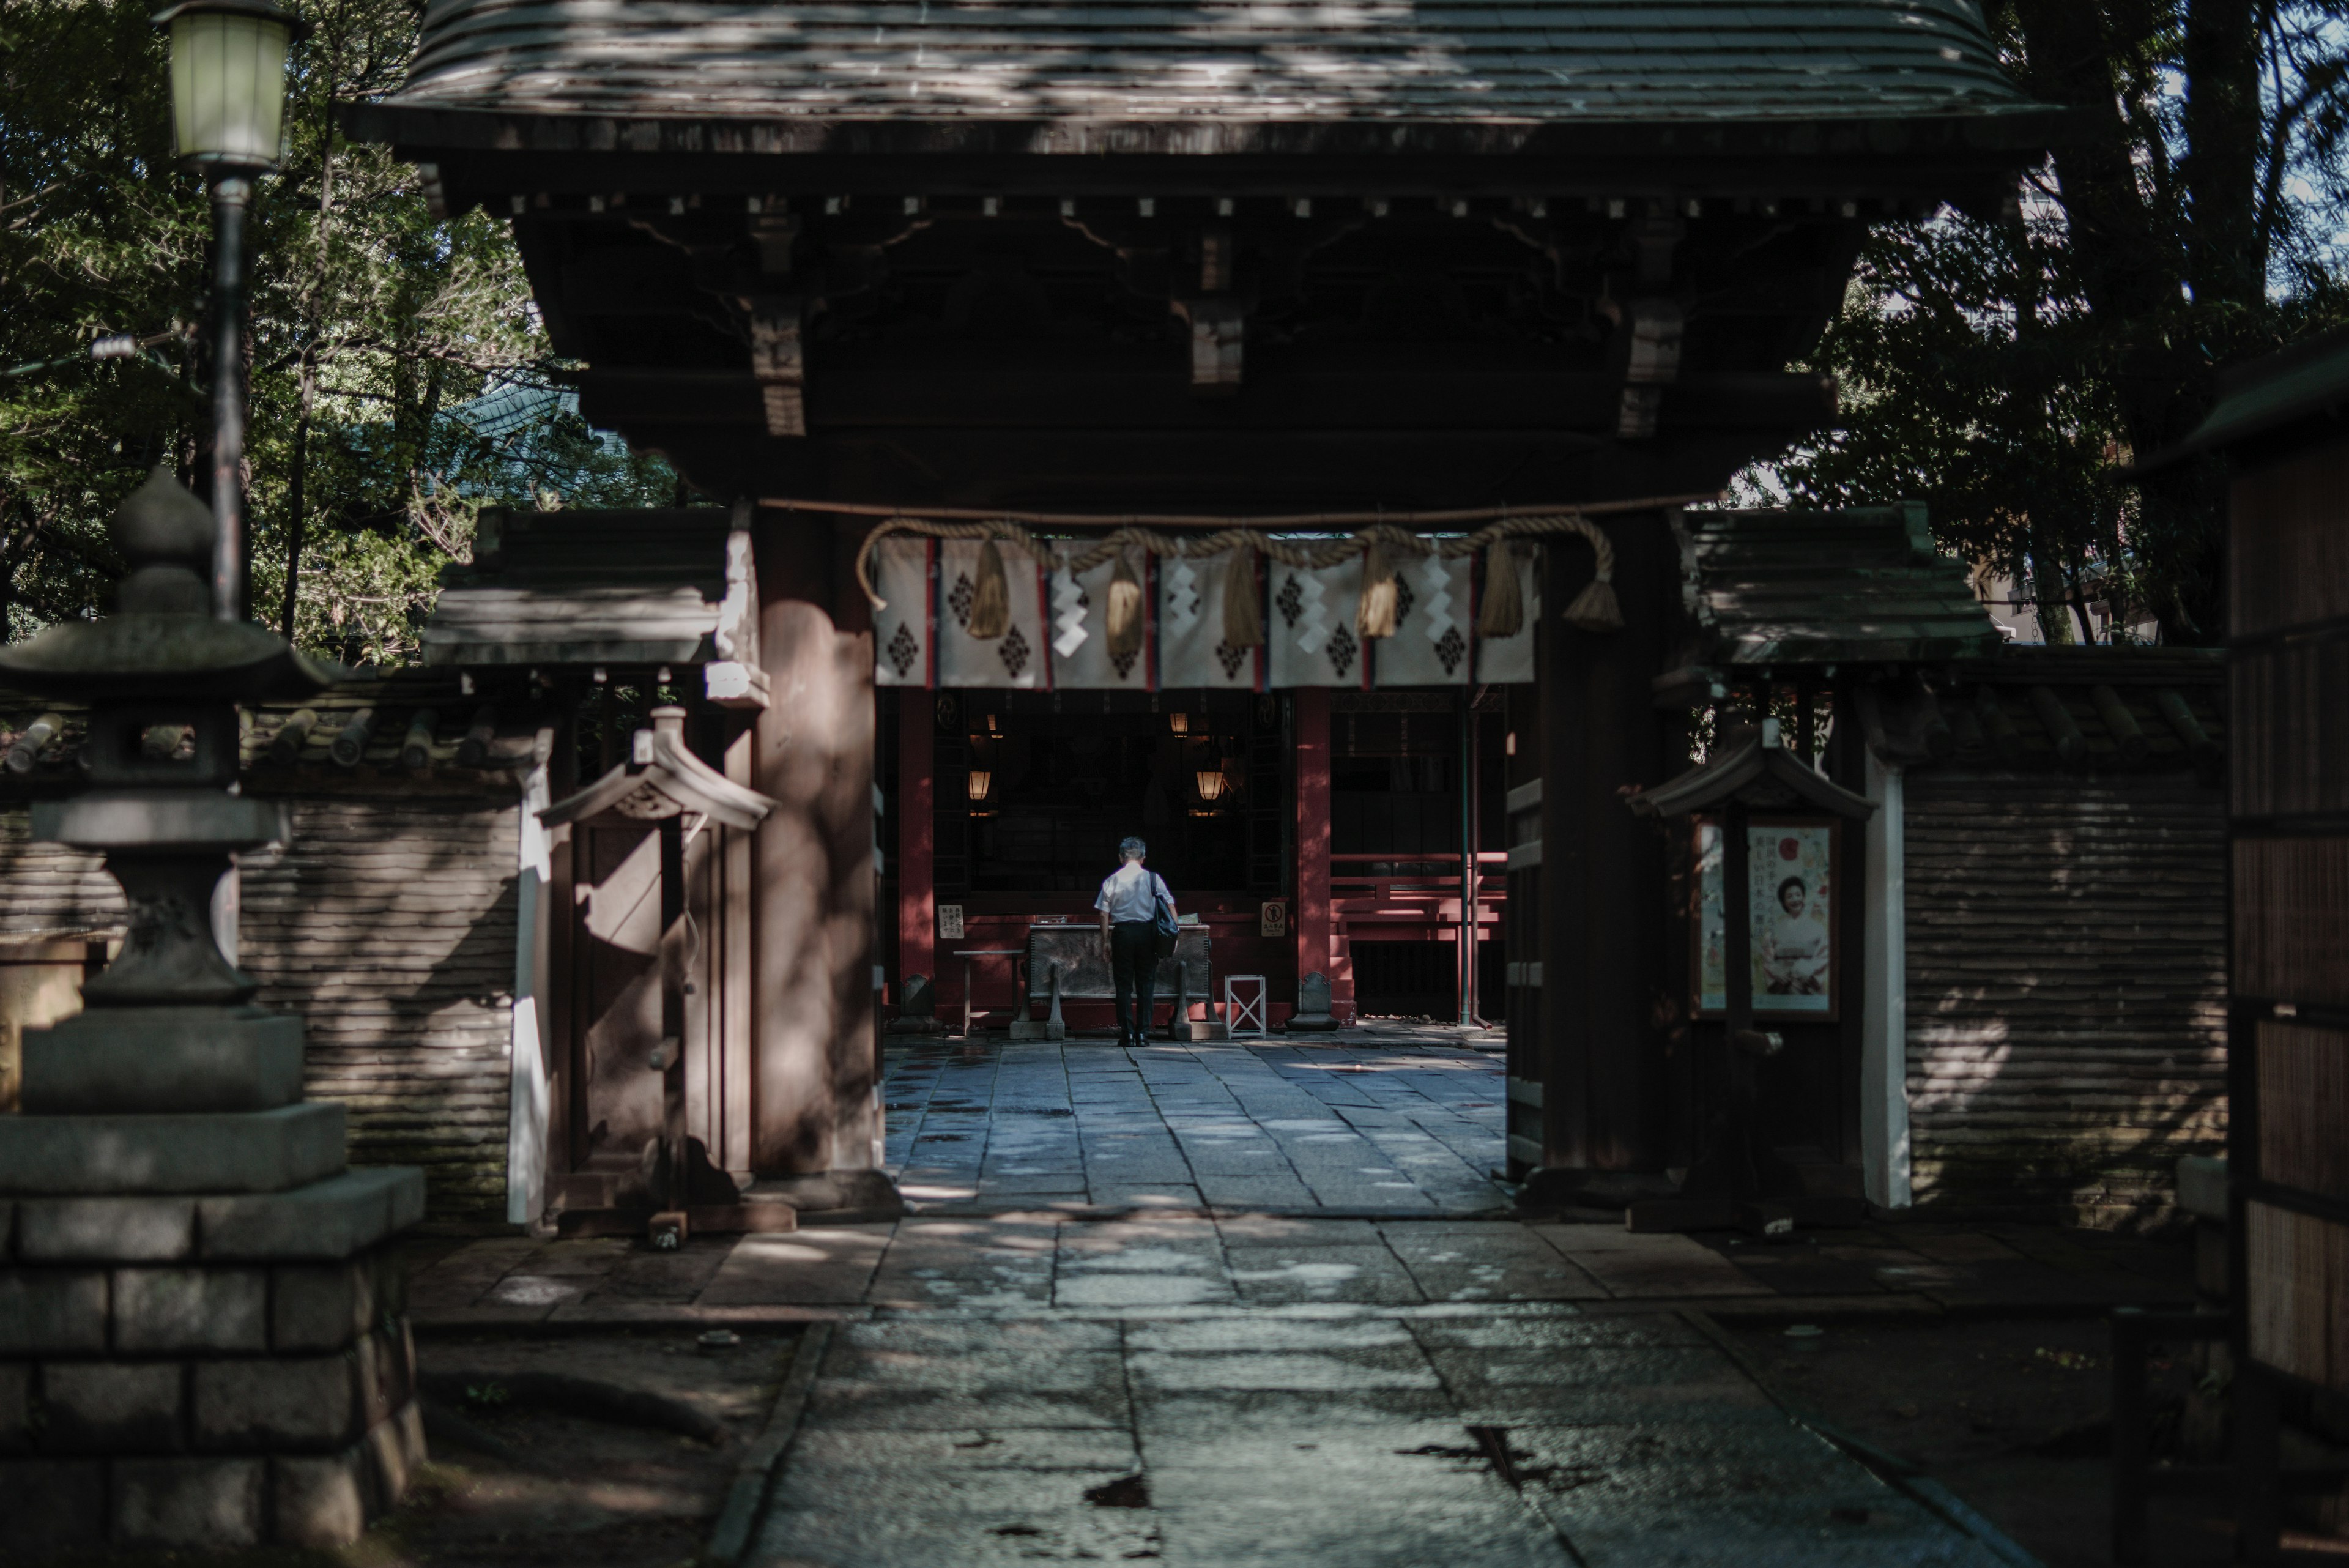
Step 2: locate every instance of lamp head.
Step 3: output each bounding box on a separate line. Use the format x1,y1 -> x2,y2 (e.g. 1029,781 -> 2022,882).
153,0 -> 310,171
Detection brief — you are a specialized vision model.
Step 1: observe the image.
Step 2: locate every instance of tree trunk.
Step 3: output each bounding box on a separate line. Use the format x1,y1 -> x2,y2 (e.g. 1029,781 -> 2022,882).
279,363 -> 313,641
2183,0 -> 2268,316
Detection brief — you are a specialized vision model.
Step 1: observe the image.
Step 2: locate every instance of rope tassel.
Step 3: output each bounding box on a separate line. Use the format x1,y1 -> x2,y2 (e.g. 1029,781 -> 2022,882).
1563,569 -> 1623,634
1105,549 -> 1146,660
1221,541 -> 1264,648
1357,536 -> 1400,639
1475,538 -> 1524,640
968,537 -> 1012,639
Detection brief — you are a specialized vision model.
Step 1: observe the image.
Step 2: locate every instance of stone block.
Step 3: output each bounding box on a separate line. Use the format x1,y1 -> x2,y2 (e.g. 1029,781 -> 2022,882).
2178,1154 -> 2228,1222
275,1447 -> 369,1547
114,1266 -> 266,1353
0,1268 -> 108,1354
0,1457 -> 108,1553
272,1259 -> 374,1352
388,1164 -> 428,1230
43,1361 -> 184,1451
362,1398 -> 426,1508
17,1196 -> 196,1262
195,1353 -> 357,1452
20,1006 -> 306,1114
0,1102 -> 346,1195
0,1361 -> 29,1453
113,1455 -> 264,1548
356,1321 -> 415,1429
201,1165 -> 425,1261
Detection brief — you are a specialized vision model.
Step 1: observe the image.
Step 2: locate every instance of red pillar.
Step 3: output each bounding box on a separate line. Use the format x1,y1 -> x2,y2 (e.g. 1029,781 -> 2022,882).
898,696 -> 935,996
1294,689 -> 1343,1019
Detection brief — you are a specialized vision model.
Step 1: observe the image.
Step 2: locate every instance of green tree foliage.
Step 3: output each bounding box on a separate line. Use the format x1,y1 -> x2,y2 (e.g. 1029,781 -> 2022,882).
0,0 -> 677,665
1755,1 -> 2349,645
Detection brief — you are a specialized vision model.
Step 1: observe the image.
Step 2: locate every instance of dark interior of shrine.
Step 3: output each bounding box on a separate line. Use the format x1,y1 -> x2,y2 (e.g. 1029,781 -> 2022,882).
918,689 -> 1287,900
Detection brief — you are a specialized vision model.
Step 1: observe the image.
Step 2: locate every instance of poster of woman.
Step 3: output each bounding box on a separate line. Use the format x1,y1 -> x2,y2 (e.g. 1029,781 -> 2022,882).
1693,817 -> 1838,1018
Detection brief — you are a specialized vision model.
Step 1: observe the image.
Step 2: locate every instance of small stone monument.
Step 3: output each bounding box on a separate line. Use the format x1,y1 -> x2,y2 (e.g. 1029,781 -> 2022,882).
1287,970 -> 1340,1032
0,470 -> 426,1553
886,972 -> 944,1035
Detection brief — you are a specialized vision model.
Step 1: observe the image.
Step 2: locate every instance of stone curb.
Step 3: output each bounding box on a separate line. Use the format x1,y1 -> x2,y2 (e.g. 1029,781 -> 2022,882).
703,1321 -> 833,1567
1682,1309 -> 2048,1567
905,1204 -> 1518,1222
410,1304 -> 869,1339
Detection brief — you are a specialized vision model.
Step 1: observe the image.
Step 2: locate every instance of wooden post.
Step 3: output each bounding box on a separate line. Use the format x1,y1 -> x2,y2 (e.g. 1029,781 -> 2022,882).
898,694 -> 935,998
1719,798 -> 1757,1195
749,515 -> 880,1175
1536,516 -> 1671,1175
721,724 -> 755,1177
1294,686 -> 1335,1016
657,814 -> 688,1211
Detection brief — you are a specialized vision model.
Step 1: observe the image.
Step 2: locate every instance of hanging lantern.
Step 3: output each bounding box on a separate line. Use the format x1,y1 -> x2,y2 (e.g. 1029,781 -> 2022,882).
1194,769 -> 1227,803
1168,712 -> 1189,734
968,770 -> 992,803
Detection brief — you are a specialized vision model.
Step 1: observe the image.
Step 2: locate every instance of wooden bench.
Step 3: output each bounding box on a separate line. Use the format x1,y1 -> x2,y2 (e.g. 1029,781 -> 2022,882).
1016,923 -> 1216,1041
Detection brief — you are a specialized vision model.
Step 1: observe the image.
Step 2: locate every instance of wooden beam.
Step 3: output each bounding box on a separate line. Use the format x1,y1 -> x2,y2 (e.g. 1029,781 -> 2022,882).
577,366 -> 1837,433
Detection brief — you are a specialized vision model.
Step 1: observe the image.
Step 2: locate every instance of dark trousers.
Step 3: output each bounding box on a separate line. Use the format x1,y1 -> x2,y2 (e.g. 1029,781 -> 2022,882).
1110,920 -> 1159,1042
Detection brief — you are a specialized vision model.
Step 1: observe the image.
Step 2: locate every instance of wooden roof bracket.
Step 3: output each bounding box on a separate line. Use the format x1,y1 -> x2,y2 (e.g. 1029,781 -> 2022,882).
1616,298 -> 1684,440
540,705 -> 777,831
704,500 -> 768,710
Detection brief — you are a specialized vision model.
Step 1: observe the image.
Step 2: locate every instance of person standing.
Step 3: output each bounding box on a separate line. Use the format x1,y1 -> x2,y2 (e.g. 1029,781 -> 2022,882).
1097,836 -> 1176,1047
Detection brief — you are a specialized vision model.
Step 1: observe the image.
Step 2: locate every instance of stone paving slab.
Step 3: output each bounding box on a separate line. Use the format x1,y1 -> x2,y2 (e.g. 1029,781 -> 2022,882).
742,1301 -> 2013,1568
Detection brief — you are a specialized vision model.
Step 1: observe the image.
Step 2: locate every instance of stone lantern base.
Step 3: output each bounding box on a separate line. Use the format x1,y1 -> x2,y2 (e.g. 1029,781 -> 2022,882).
0,466 -> 428,1552
0,1103 -> 427,1553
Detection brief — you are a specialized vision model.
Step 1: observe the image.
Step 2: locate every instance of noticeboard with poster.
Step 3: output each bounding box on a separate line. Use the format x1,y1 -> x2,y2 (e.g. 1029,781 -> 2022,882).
1691,816 -> 1841,1020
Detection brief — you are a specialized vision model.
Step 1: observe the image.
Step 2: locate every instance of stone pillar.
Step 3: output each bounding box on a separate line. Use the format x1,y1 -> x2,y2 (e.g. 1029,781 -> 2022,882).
0,470 -> 425,1553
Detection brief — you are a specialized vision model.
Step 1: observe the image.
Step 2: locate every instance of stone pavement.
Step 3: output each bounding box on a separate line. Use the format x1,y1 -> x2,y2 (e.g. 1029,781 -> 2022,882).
399,1035 -> 2207,1564
883,1034 -> 1512,1214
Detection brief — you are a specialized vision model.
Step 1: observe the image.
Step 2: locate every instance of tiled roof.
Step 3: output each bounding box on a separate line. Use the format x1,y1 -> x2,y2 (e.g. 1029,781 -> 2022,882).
1673,503 -> 2003,669
386,0 -> 2047,131
423,507 -> 739,669
2162,325 -> 2349,461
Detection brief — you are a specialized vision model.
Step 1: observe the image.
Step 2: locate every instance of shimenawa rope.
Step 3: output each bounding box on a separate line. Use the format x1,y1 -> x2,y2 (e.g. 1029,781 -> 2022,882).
853,510 -> 1633,646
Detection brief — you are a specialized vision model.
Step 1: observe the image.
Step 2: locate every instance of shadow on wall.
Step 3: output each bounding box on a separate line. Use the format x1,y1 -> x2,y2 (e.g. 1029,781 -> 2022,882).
238,795 -> 523,1222
1902,776 -> 2228,1232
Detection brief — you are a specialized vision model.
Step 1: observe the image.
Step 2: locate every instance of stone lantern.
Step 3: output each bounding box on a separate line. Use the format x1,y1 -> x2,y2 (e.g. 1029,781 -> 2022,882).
0,470 -> 426,1553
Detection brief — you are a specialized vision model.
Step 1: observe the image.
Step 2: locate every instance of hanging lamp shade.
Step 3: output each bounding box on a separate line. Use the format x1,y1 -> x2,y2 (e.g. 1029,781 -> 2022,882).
155,0 -> 306,169
968,770 -> 993,803
1194,769 -> 1226,803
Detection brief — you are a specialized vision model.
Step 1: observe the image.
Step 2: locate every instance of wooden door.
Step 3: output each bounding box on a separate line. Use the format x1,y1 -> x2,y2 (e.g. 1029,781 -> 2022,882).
2230,431 -> 2349,1556
567,818 -> 667,1206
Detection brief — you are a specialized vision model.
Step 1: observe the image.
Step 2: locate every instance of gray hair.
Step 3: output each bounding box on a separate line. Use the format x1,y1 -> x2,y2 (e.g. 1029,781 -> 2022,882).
1118,836 -> 1148,860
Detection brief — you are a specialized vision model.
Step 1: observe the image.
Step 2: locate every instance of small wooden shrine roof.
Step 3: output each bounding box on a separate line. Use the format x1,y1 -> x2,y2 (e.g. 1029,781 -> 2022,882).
423,505 -> 755,671
2159,324 -> 2349,463
540,708 -> 776,831
1669,503 -> 2002,672
371,0 -> 2057,154
1628,719 -> 1874,820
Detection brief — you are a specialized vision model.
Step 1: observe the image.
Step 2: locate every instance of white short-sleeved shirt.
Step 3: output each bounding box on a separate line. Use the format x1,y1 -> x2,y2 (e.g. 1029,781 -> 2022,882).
1096,863 -> 1174,924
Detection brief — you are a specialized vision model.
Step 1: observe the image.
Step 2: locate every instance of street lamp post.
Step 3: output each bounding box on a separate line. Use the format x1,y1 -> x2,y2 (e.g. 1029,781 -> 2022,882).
154,0 -> 305,622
